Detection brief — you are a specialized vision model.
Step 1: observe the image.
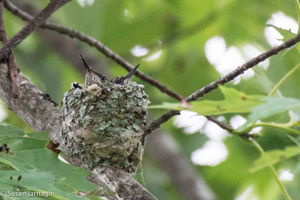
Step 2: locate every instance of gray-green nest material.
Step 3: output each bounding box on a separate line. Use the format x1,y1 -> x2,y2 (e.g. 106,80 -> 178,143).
61,81 -> 150,172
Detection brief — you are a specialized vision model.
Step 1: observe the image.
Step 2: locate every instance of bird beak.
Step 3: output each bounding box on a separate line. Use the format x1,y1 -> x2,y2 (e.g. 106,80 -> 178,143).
79,54 -> 91,72
123,63 -> 140,80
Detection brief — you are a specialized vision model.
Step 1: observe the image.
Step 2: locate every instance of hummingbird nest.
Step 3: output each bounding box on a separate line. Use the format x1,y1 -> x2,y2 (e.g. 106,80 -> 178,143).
61,59 -> 149,173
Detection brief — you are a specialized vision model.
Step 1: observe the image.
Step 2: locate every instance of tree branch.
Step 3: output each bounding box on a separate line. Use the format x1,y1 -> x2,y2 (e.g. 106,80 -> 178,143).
0,1 -> 19,98
145,34 -> 300,135
143,110 -> 180,140
205,115 -> 233,132
0,0 -> 71,61
0,63 -> 62,143
3,0 -> 184,101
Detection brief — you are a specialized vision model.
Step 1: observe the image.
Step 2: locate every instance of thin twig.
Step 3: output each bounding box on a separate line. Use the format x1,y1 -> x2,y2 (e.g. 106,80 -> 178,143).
144,34 -> 300,137
0,0 -> 71,61
142,110 -> 181,142
3,0 -> 184,101
205,116 -> 233,132
186,35 -> 300,101
0,1 -> 19,98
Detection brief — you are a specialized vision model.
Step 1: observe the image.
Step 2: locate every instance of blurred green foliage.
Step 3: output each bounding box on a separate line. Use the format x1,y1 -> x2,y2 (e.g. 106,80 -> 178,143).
0,126 -> 101,199
1,0 -> 300,199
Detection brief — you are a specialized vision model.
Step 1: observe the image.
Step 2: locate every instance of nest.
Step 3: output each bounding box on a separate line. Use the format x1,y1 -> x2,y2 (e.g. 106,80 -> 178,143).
61,81 -> 149,172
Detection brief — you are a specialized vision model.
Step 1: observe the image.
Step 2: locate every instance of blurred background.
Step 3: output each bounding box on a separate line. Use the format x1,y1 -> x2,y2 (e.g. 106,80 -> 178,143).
1,0 -> 300,199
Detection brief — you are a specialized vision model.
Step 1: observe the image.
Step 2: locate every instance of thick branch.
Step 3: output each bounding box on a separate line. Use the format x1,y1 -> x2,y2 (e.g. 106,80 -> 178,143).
3,0 -> 184,101
0,0 -> 71,61
146,34 -> 300,134
0,63 -> 62,143
91,168 -> 158,200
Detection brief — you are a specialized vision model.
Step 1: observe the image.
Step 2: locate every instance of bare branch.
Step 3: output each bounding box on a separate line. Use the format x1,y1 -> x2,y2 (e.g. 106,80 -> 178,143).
0,2 -> 19,98
0,0 -> 71,61
205,116 -> 233,132
3,0 -> 184,101
90,168 -> 158,200
146,34 -> 300,135
143,110 -> 180,139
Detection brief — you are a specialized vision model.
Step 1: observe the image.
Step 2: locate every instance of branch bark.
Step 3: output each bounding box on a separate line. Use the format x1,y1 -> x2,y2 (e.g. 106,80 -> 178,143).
0,63 -> 62,143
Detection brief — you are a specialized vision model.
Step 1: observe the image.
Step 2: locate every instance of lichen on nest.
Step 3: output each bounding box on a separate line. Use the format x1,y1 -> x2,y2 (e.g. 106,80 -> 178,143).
61,81 -> 149,172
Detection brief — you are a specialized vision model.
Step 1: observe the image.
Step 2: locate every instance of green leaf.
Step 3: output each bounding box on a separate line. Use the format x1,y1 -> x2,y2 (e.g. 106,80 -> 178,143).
266,24 -> 296,40
266,24 -> 300,52
189,86 -> 263,115
249,146 -> 300,173
150,86 -> 264,115
0,126 -> 24,137
248,97 -> 300,123
287,134 -> 300,147
0,125 -> 99,199
25,131 -> 51,140
0,169 -> 88,200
